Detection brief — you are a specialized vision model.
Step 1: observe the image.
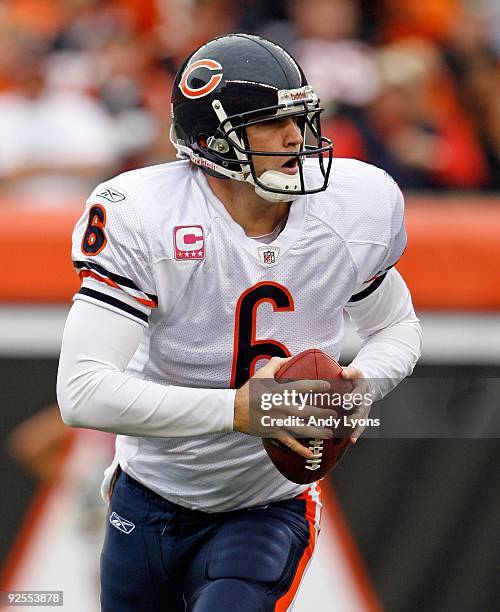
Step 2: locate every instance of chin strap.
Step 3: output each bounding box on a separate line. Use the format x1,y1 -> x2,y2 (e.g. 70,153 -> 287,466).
249,170 -> 300,203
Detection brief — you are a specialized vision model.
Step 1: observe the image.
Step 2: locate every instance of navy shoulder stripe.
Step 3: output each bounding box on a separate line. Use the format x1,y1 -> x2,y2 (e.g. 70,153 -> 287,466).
78,287 -> 149,323
74,260 -> 158,304
348,273 -> 387,303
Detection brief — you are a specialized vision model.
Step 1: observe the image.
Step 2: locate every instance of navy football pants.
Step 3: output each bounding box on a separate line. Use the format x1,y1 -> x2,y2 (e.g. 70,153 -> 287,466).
100,469 -> 321,611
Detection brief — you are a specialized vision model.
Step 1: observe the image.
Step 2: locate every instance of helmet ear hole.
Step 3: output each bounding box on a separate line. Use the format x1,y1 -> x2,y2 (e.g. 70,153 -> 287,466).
197,134 -> 209,149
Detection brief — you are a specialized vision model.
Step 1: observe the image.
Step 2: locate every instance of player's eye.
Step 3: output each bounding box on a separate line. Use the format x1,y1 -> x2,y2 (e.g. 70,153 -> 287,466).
274,116 -> 300,128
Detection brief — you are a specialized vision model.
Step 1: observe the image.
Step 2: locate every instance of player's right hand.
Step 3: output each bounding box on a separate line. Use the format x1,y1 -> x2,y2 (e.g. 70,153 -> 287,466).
233,357 -> 336,459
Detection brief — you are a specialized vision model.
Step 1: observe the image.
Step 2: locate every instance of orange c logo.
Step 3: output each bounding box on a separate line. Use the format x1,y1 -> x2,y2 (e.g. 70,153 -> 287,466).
179,59 -> 223,99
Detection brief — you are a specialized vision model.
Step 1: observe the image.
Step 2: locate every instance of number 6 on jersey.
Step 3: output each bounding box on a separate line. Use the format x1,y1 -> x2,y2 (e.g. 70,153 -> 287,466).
230,281 -> 294,388
82,204 -> 107,256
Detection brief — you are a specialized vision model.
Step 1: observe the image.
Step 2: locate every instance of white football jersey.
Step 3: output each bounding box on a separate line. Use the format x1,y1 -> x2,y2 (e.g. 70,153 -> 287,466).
71,158 -> 406,511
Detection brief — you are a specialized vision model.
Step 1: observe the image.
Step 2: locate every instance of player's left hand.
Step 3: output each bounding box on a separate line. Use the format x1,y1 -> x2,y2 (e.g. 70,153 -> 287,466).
340,366 -> 372,444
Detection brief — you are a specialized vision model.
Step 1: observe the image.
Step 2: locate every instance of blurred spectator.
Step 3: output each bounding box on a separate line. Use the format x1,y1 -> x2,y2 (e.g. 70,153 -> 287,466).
0,46 -> 121,200
256,0 -> 382,135
483,0 -> 500,57
91,36 -> 158,165
261,0 -> 492,190
287,0 -> 381,110
329,39 -> 490,189
443,1 -> 500,188
53,0 -> 136,52
293,38 -> 380,108
1,0 -> 67,42
155,0 -> 240,66
291,0 -> 361,40
0,1 -> 162,199
258,0 -> 367,51
381,0 -> 460,44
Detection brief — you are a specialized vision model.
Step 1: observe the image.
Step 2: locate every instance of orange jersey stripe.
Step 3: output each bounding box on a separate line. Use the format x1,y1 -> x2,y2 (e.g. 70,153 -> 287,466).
78,270 -> 157,308
275,483 -> 322,612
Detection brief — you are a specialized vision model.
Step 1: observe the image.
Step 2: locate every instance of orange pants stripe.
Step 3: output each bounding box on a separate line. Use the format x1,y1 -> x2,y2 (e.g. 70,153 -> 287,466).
275,482 -> 322,611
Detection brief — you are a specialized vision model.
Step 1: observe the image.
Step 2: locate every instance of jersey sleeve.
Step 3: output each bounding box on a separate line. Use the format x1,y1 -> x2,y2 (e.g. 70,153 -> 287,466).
71,181 -> 158,326
347,175 -> 407,303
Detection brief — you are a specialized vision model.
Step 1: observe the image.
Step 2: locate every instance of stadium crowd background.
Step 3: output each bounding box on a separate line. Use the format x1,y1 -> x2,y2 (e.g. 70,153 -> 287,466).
1,0 -> 499,203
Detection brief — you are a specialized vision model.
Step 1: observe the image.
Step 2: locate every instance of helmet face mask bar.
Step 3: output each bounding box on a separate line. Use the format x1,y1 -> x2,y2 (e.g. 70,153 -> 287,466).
170,34 -> 334,203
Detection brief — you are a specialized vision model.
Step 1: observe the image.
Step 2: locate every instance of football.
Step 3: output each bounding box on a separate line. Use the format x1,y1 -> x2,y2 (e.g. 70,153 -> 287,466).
262,349 -> 352,484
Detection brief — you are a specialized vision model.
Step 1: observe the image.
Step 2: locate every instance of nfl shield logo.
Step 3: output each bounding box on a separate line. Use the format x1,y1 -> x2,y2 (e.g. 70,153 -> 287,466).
258,246 -> 280,266
263,250 -> 275,264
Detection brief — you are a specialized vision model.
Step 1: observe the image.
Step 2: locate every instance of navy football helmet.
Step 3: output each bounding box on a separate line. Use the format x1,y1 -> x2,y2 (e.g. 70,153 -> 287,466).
170,34 -> 333,202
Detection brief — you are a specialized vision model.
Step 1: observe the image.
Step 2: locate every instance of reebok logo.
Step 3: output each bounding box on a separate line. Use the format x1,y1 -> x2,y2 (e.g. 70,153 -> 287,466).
109,512 -> 136,534
97,187 -> 126,203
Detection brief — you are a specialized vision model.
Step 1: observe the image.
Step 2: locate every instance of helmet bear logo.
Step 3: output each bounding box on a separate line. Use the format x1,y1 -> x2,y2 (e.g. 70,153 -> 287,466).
179,59 -> 223,99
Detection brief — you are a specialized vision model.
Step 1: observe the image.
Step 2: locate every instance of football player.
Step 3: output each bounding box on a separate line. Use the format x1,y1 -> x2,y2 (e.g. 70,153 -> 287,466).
57,34 -> 422,611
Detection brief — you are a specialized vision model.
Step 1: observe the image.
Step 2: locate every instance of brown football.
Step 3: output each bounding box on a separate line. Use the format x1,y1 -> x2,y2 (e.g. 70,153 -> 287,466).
262,349 -> 352,484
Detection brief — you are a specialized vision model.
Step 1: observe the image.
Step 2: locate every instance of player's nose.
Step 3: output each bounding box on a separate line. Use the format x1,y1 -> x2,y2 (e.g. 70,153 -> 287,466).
282,117 -> 303,148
